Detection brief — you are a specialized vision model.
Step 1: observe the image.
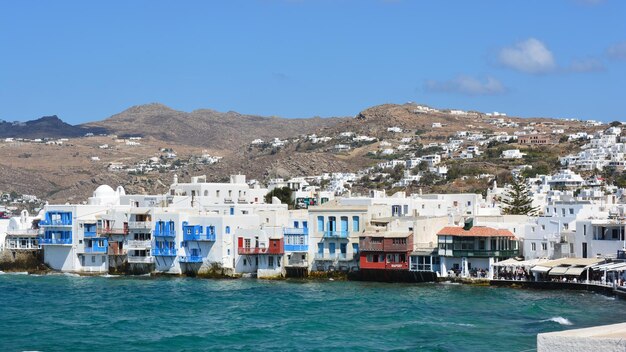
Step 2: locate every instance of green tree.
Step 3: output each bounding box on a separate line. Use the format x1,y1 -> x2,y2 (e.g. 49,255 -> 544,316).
500,176 -> 538,215
264,187 -> 293,206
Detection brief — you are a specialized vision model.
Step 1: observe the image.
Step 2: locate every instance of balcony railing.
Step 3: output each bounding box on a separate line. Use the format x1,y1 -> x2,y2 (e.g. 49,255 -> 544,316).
154,228 -> 176,237
84,246 -> 107,253
97,227 -> 128,235
183,233 -> 216,242
126,240 -> 152,249
449,249 -> 519,258
127,256 -> 154,264
284,244 -> 309,252
323,231 -> 349,239
284,227 -> 309,235
6,229 -> 40,237
128,221 -> 153,230
179,255 -> 203,263
83,231 -> 98,238
39,238 -> 72,245
152,248 -> 178,256
238,247 -> 269,255
39,219 -> 72,227
358,240 -> 384,252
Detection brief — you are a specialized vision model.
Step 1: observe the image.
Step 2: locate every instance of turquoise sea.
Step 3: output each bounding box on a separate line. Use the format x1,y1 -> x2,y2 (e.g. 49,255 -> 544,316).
0,273 -> 625,352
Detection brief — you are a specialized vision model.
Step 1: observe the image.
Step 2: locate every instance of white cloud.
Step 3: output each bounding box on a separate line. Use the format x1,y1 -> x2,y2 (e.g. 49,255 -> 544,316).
567,58 -> 605,72
497,38 -> 556,74
424,75 -> 506,96
607,41 -> 626,60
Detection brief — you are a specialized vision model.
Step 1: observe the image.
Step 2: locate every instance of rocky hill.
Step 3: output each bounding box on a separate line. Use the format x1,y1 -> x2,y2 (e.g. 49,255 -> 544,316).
0,115 -> 105,139
81,103 -> 347,148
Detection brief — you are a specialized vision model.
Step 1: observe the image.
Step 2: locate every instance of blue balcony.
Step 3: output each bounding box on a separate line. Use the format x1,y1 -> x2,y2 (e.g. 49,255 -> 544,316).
183,225 -> 216,241
152,247 -> 178,256
179,255 -> 203,263
39,237 -> 72,245
183,232 -> 216,241
323,231 -> 349,239
154,221 -> 176,237
84,224 -> 98,238
40,212 -> 73,227
284,244 -> 309,252
284,227 -> 309,235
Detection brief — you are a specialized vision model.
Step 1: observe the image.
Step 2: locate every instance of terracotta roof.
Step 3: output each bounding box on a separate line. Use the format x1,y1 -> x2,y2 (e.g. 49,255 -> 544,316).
436,226 -> 515,238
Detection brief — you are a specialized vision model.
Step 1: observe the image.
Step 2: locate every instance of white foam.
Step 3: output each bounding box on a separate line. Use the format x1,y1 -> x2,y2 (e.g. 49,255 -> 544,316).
62,273 -> 80,277
542,317 -> 573,326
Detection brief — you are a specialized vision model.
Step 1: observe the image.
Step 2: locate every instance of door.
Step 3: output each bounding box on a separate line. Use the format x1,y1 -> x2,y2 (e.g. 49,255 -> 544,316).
582,242 -> 588,258
317,243 -> 324,255
340,243 -> 347,259
329,243 -> 336,255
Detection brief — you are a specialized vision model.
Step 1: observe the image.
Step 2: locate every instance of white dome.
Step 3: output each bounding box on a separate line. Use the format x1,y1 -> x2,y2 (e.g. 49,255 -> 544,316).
93,185 -> 115,198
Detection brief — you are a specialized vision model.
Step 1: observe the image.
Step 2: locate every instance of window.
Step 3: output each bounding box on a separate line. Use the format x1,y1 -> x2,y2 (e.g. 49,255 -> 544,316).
561,209 -> 566,216
204,190 -> 208,196
569,208 -> 574,215
91,256 -> 95,263
243,259 -> 247,266
268,256 -> 274,267
317,216 -> 324,232
225,226 -> 231,234
102,256 -> 106,262
216,190 -> 220,197
563,223 -> 569,230
541,225 -> 545,230
541,242 -> 547,251
352,216 -> 360,232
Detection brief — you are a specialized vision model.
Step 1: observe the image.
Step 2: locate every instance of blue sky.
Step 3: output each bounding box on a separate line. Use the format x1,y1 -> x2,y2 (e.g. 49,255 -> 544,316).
1,0 -> 625,124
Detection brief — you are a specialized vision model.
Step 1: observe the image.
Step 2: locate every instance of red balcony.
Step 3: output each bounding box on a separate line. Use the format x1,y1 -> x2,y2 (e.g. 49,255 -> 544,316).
383,236 -> 413,252
359,237 -> 384,252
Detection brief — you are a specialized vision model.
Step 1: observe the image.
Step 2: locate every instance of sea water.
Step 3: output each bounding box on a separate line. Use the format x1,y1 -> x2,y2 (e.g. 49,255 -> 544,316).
0,274 -> 625,351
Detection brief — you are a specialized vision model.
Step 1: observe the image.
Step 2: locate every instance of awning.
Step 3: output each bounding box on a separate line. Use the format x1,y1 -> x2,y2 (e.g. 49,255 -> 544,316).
531,265 -> 551,273
548,266 -> 571,276
493,258 -> 520,267
564,266 -> 587,276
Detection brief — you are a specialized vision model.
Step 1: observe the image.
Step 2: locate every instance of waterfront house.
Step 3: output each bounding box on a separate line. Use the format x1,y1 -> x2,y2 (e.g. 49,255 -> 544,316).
437,223 -> 519,279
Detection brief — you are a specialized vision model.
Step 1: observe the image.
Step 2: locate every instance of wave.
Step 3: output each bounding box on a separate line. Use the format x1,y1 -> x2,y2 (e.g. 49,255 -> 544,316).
62,273 -> 81,277
542,317 -> 573,326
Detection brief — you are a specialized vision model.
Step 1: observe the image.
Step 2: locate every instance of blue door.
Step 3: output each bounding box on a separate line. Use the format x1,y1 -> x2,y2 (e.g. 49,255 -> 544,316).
303,221 -> 308,229
340,243 -> 347,255
317,243 -> 324,255
329,243 -> 336,254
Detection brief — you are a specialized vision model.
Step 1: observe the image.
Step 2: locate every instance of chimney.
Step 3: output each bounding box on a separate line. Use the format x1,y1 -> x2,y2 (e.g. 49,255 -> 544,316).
463,218 -> 474,231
